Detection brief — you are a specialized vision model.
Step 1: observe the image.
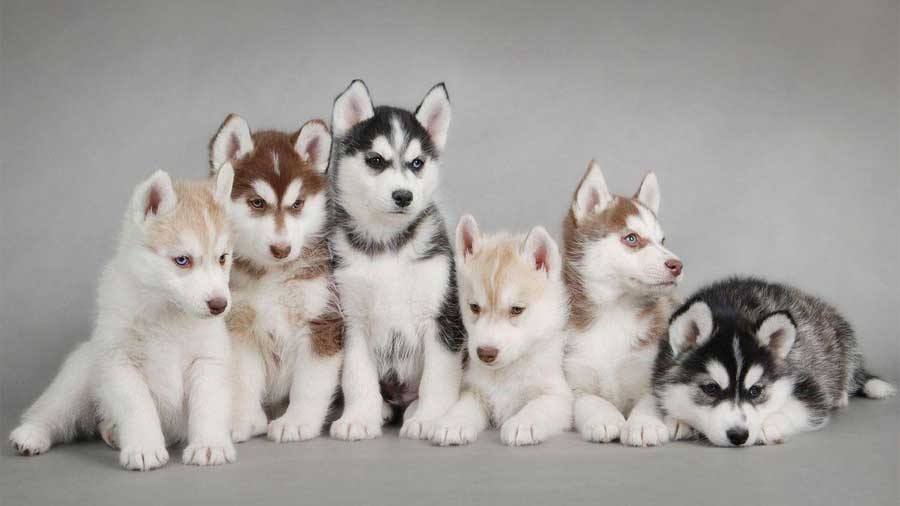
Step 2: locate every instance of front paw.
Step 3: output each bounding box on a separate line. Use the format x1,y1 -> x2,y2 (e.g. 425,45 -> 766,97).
399,417 -> 435,440
182,442 -> 236,466
664,417 -> 696,441
10,424 -> 52,456
267,416 -> 322,443
99,419 -> 119,450
579,412 -> 626,443
429,421 -> 478,447
231,413 -> 268,443
120,446 -> 170,471
759,415 -> 789,445
621,416 -> 669,447
330,415 -> 382,441
500,417 -> 547,446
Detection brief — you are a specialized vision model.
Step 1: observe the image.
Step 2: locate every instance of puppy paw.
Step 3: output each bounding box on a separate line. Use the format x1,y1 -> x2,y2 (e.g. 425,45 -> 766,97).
429,421 -> 478,446
760,415 -> 789,445
664,417 -> 695,441
500,418 -> 547,446
98,419 -> 119,450
330,416 -> 382,441
9,424 -> 52,456
182,442 -> 236,466
399,417 -> 434,440
267,416 -> 321,443
579,412 -> 626,443
621,416 -> 669,447
119,446 -> 169,471
381,401 -> 395,424
231,413 -> 268,443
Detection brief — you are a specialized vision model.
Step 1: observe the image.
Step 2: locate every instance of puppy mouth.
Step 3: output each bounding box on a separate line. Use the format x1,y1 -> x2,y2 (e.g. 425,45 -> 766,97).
629,278 -> 678,288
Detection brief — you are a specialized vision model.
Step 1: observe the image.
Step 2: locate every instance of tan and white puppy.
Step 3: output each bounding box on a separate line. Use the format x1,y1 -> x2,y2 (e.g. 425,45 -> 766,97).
9,169 -> 237,470
430,216 -> 572,446
209,115 -> 342,443
562,161 -> 685,447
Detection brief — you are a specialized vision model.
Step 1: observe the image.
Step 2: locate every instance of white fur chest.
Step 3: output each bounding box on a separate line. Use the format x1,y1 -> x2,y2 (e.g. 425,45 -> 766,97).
564,305 -> 657,414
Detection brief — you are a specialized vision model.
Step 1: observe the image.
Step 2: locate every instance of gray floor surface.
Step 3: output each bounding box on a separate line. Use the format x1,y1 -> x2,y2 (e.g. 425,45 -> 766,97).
1,398 -> 897,506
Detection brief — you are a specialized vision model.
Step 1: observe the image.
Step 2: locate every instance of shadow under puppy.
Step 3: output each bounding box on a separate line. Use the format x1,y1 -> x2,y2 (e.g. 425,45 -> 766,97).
430,216 -> 572,446
208,115 -> 342,443
654,277 -> 896,447
10,168 -> 237,470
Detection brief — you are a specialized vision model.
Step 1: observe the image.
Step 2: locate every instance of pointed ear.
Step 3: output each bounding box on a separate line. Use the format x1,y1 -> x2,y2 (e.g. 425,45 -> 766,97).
755,312 -> 796,360
293,119 -> 331,174
415,83 -> 451,152
131,170 -> 177,224
455,214 -> 481,262
635,171 -> 660,215
213,162 -> 234,209
332,80 -> 374,139
572,160 -> 613,224
669,300 -> 714,358
522,226 -> 561,277
209,114 -> 254,173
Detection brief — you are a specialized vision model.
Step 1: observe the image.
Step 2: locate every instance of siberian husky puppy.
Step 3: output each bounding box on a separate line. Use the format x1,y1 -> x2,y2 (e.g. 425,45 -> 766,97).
9,168 -> 237,470
562,161 -> 685,447
430,216 -> 572,446
654,277 -> 896,447
326,80 -> 465,440
208,114 -> 342,443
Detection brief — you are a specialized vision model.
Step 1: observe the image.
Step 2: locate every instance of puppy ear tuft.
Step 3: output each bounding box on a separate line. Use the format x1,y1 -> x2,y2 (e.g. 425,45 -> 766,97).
415,83 -> 452,152
634,171 -> 660,215
131,170 -> 177,224
522,226 -> 561,276
456,214 -> 480,261
669,300 -> 714,358
213,162 -> 234,208
209,114 -> 253,173
572,160 -> 613,224
755,311 -> 796,360
294,120 -> 332,174
332,80 -> 374,139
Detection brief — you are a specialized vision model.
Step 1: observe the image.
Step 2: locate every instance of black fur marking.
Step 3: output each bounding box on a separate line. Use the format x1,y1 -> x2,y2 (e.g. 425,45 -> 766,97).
338,106 -> 439,160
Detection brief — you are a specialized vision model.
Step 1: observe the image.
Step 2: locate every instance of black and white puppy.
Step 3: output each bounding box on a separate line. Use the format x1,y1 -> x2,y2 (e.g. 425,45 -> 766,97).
327,80 -> 464,440
654,277 -> 895,447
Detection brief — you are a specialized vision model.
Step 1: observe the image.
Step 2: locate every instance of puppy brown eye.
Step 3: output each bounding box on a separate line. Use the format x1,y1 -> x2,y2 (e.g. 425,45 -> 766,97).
622,233 -> 640,247
469,303 -> 481,315
748,385 -> 763,399
700,383 -> 720,396
219,254 -> 228,265
173,256 -> 192,268
365,155 -> 386,170
249,198 -> 265,209
510,306 -> 525,316
291,199 -> 304,211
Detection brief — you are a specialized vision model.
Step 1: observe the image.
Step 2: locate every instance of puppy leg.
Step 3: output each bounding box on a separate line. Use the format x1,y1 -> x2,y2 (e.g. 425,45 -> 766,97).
758,397 -> 820,445
10,341 -> 95,456
96,358 -> 169,471
574,392 -> 626,443
500,391 -> 573,447
429,390 -> 489,446
400,322 -> 462,440
330,323 -> 382,440
230,340 -> 268,443
269,341 -> 341,443
621,394 -> 669,447
183,355 -> 235,466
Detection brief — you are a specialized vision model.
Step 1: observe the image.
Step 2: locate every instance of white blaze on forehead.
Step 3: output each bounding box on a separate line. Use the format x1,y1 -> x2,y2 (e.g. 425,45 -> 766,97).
272,151 -> 280,176
251,180 -> 277,205
744,365 -> 764,389
706,361 -> 730,389
733,337 -> 743,380
283,179 -> 303,207
371,136 -> 394,159
404,139 -> 422,162
390,116 -> 407,152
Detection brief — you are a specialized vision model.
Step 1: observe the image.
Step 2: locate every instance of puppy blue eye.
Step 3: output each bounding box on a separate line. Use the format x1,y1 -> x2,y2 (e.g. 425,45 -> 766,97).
409,158 -> 424,171
700,383 -> 720,395
173,256 -> 191,268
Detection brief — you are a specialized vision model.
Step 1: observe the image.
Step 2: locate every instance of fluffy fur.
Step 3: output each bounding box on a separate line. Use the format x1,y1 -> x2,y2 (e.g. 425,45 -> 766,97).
9,169 -> 237,470
430,217 -> 573,446
208,115 -> 343,443
653,277 -> 896,447
327,80 -> 465,441
562,161 -> 685,447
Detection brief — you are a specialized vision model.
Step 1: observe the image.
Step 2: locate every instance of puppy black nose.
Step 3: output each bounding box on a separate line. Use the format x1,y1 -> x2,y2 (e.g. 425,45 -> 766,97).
270,243 -> 291,259
476,346 -> 499,364
207,297 -> 228,315
726,428 -> 749,446
392,190 -> 413,208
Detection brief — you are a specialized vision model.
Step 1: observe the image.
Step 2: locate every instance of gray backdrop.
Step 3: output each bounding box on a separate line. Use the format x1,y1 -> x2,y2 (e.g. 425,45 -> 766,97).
1,1 -> 897,505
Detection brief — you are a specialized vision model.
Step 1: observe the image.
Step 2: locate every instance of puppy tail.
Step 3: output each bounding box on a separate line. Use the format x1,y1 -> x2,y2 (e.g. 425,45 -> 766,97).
854,369 -> 897,399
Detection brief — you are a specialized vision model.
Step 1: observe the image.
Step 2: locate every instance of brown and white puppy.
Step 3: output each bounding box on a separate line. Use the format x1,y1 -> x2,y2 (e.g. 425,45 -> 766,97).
209,114 -> 342,443
562,160 -> 685,447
